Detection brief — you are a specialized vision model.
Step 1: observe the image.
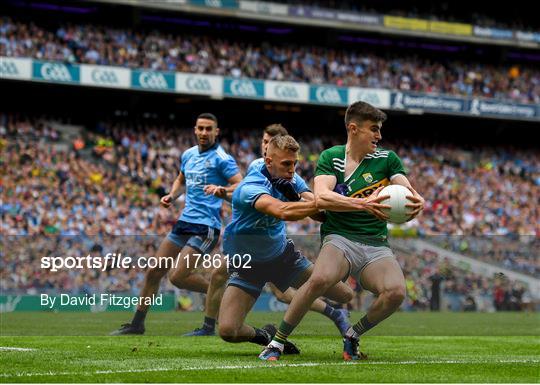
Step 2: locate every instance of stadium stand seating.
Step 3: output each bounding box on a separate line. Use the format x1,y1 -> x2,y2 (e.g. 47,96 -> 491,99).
1,114 -> 537,310
1,17 -> 538,103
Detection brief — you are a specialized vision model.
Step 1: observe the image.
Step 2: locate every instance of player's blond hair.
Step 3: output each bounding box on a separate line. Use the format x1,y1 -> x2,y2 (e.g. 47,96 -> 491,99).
267,134 -> 300,153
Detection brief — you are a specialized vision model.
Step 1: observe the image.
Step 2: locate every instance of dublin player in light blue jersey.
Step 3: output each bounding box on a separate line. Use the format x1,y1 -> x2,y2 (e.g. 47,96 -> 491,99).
184,125 -> 350,337
216,134 -> 353,352
111,113 -> 242,335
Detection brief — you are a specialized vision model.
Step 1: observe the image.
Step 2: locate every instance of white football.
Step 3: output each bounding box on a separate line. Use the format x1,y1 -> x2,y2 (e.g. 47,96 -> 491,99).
379,184 -> 413,224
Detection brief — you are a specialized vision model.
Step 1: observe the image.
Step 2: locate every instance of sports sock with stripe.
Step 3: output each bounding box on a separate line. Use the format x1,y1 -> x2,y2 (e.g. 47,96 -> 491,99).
345,315 -> 377,339
323,304 -> 341,321
270,320 -> 295,350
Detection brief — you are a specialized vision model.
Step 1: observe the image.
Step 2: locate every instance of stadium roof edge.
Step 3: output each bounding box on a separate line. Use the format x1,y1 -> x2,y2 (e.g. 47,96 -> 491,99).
86,0 -> 540,49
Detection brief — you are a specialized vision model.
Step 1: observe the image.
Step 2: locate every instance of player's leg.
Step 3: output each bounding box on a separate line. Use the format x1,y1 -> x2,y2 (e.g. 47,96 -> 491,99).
217,285 -> 259,343
110,238 -> 182,335
269,283 -> 350,336
168,245 -> 210,292
349,257 -> 405,333
205,263 -> 228,320
218,284 -> 278,349
342,254 -> 405,361
260,243 -> 349,360
168,227 -> 221,293
184,261 -> 228,336
290,264 -> 354,304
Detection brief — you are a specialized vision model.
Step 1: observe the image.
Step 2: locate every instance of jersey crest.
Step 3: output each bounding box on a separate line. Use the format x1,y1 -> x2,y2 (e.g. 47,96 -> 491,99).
362,172 -> 373,183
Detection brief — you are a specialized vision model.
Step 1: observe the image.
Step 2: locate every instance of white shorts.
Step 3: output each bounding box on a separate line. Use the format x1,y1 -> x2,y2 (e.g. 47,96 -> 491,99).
322,234 -> 395,282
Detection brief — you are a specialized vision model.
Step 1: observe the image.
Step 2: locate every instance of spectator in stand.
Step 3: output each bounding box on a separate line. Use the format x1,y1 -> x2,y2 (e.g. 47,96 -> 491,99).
429,268 -> 444,311
1,113 -> 537,308
1,17 -> 539,104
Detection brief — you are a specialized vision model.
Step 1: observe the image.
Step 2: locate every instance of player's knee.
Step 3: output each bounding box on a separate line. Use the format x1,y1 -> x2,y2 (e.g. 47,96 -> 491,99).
146,267 -> 168,283
307,274 -> 333,294
218,323 -> 238,342
211,266 -> 229,287
168,269 -> 187,288
384,285 -> 406,306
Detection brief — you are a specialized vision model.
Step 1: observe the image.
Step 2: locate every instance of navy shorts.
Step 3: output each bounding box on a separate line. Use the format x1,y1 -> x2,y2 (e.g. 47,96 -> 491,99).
227,240 -> 312,299
166,220 -> 220,253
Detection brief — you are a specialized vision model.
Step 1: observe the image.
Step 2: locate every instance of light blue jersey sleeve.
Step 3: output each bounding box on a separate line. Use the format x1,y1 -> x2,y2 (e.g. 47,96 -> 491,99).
180,150 -> 192,175
236,181 -> 271,209
218,154 -> 240,181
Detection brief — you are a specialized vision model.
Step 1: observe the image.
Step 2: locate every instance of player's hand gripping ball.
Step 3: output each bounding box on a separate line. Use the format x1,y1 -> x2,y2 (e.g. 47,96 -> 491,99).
378,184 -> 414,224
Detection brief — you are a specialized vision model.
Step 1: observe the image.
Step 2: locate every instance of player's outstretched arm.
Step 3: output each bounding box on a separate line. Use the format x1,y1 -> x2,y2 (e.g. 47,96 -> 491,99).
160,172 -> 185,208
254,194 -> 319,221
390,174 -> 425,219
203,172 -> 243,202
314,175 -> 390,220
299,191 -> 326,222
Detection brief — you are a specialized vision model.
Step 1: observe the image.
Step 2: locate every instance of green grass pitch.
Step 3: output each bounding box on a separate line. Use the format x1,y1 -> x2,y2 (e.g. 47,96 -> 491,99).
1,311 -> 539,383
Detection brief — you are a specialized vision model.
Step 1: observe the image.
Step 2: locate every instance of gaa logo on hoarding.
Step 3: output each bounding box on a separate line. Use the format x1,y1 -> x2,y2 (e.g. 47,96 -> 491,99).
470,99 -> 481,115
40,63 -> 72,82
357,90 -> 384,107
230,80 -> 258,97
91,69 -> 118,85
187,77 -> 212,92
0,295 -> 22,313
139,72 -> 168,89
315,87 -> 342,104
205,0 -> 222,7
0,61 -> 19,76
390,92 -> 405,109
275,85 -> 298,99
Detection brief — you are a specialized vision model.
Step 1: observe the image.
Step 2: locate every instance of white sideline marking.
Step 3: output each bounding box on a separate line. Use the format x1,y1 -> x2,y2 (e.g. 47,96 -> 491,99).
0,347 -> 36,352
1,359 -> 538,378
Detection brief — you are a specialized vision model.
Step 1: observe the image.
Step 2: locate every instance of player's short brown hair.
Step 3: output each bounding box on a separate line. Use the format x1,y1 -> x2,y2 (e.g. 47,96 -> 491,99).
264,123 -> 288,137
345,101 -> 386,127
197,113 -> 218,126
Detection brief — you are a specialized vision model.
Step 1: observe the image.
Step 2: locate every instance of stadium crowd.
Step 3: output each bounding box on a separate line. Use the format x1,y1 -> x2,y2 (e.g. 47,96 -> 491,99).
1,17 -> 539,104
1,114 -> 538,310
395,250 -> 534,312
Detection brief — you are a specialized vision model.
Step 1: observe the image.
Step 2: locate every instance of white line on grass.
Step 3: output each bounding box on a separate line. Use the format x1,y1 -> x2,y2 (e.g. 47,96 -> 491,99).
1,359 -> 538,378
0,347 -> 36,351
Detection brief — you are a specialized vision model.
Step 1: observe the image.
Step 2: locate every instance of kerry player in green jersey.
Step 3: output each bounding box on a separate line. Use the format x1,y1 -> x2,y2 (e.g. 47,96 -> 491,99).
260,101 -> 425,361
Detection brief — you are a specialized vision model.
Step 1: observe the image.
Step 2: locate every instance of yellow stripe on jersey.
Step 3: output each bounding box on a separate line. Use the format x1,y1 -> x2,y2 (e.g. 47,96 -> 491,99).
350,178 -> 390,199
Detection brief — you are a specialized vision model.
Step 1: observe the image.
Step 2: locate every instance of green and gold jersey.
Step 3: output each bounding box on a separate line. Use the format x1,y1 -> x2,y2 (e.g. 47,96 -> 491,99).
315,145 -> 406,246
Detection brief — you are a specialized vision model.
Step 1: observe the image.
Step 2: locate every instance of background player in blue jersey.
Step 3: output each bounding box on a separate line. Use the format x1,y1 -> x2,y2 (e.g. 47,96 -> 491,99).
216,134 -> 353,351
111,113 -> 242,335
184,124 -> 350,337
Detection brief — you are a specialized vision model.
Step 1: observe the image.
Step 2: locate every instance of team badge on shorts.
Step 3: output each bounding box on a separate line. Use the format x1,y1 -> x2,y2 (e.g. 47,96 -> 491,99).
362,173 -> 373,183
